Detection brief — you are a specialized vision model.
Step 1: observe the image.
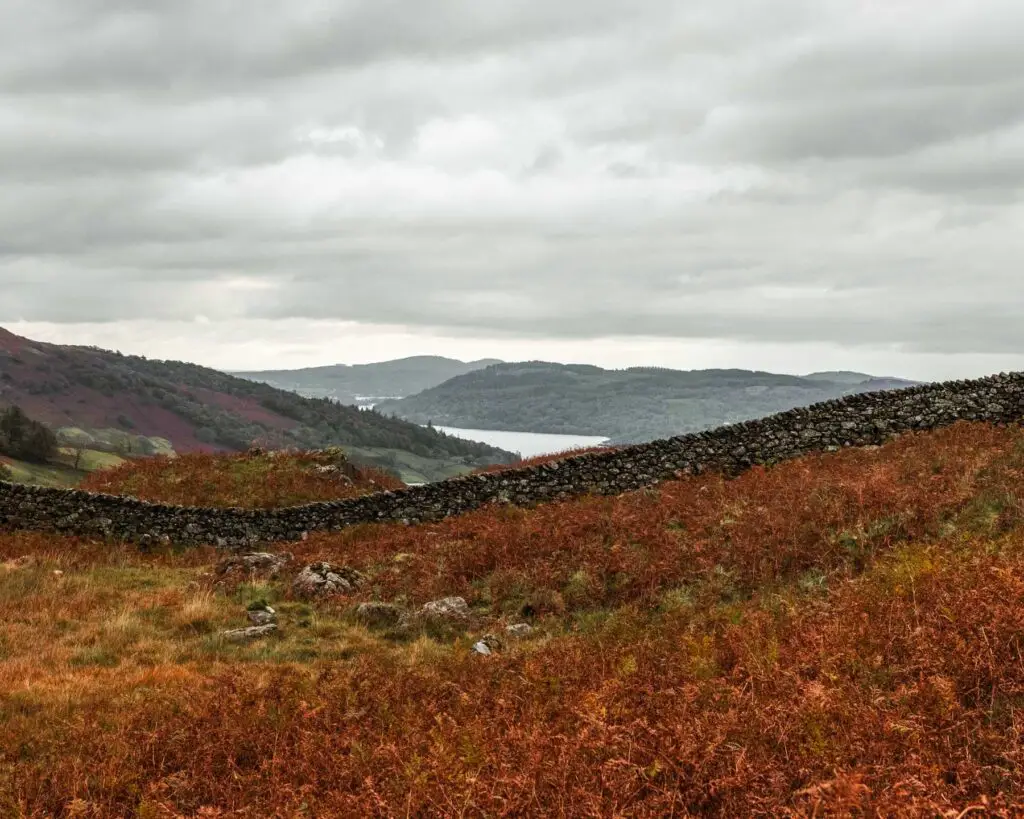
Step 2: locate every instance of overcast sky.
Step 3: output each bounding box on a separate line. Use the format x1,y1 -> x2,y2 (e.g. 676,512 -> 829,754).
2,0 -> 1023,379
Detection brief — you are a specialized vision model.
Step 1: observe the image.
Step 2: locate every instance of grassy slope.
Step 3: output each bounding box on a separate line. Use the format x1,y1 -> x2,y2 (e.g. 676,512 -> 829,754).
344,444 -> 482,484
2,422 -> 1024,814
0,457 -> 85,488
0,447 -> 126,489
59,448 -> 127,472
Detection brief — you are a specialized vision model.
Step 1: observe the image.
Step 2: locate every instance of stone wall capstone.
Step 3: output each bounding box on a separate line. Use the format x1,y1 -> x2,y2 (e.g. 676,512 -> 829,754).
2,372 -> 1023,547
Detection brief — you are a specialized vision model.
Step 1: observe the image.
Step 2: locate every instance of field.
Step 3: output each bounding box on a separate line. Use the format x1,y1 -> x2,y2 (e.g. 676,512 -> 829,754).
1,446 -> 127,489
1,447 -> 126,490
2,422 -> 1024,815
1,456 -> 86,488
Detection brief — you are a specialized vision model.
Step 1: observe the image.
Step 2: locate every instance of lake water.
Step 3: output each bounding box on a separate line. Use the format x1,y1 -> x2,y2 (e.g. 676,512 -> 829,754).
356,401 -> 610,457
434,425 -> 609,458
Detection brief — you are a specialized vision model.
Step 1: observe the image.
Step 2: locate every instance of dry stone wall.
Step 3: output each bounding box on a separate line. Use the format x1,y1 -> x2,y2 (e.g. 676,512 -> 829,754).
3,372 -> 1024,547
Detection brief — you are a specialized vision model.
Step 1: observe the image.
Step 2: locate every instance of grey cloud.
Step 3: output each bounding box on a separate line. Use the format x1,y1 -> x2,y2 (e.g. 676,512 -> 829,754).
0,0 -> 647,94
1,0 -> 1023,371
700,83 -> 1024,161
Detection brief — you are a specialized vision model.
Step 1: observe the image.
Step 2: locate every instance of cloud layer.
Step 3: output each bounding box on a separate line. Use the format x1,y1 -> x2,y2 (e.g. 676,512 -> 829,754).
2,0 -> 1023,372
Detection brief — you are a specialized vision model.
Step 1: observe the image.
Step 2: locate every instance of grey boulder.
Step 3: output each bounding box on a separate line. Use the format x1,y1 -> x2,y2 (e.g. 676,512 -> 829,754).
221,624 -> 278,643
293,562 -> 365,599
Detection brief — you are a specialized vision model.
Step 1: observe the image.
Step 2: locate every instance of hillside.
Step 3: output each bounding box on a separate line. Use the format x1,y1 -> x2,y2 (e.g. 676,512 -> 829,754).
233,355 -> 503,403
377,361 -> 920,443
2,421 -> 1024,814
81,447 -> 405,508
0,328 -> 516,482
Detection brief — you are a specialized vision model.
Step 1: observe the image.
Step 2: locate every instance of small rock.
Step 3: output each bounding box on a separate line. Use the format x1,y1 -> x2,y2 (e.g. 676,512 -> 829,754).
398,596 -> 474,633
472,641 -> 492,655
418,596 -> 471,625
221,624 -> 278,643
355,601 -> 405,628
292,562 -> 365,600
246,603 -> 277,626
314,465 -> 354,483
505,623 -> 534,639
216,552 -> 292,582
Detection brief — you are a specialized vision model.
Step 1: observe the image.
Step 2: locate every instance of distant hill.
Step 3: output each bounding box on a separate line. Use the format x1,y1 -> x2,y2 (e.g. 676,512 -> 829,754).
0,328 -> 515,482
803,370 -> 877,384
233,356 -> 503,403
376,361 -> 921,444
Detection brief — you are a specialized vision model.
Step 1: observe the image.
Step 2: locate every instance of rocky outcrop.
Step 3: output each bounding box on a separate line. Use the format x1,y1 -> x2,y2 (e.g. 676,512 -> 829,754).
398,596 -> 474,636
292,562 -> 365,599
221,624 -> 278,643
246,602 -> 277,627
414,596 -> 471,626
216,552 -> 292,582
2,372 -> 1024,545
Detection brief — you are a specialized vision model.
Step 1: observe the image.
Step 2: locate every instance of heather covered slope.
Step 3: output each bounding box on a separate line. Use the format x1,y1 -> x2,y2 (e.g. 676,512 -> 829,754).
2,422 -> 1024,815
378,360 -> 920,443
0,328 -> 516,481
80,447 -> 405,508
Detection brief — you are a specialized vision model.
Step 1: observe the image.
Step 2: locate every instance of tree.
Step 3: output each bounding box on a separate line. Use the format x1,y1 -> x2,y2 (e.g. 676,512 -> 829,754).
0,406 -> 58,464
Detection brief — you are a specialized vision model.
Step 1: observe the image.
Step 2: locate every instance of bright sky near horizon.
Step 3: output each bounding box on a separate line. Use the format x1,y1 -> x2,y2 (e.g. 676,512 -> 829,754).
2,1 -> 1023,380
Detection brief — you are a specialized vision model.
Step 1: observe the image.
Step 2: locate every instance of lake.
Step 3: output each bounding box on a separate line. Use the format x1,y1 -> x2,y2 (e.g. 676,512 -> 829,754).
433,425 -> 609,459
356,401 -> 611,458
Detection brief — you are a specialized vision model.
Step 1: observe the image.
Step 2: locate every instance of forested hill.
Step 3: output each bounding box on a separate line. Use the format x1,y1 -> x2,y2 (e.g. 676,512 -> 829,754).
0,328 -> 515,477
376,361 -> 920,444
233,356 -> 503,402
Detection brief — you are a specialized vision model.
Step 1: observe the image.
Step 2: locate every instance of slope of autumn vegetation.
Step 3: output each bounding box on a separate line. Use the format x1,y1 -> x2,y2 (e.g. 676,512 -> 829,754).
3,422 -> 1024,815
80,448 -> 404,508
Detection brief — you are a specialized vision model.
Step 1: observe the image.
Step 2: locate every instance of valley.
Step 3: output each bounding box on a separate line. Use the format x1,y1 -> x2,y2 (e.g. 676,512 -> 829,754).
0,328 -> 517,485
